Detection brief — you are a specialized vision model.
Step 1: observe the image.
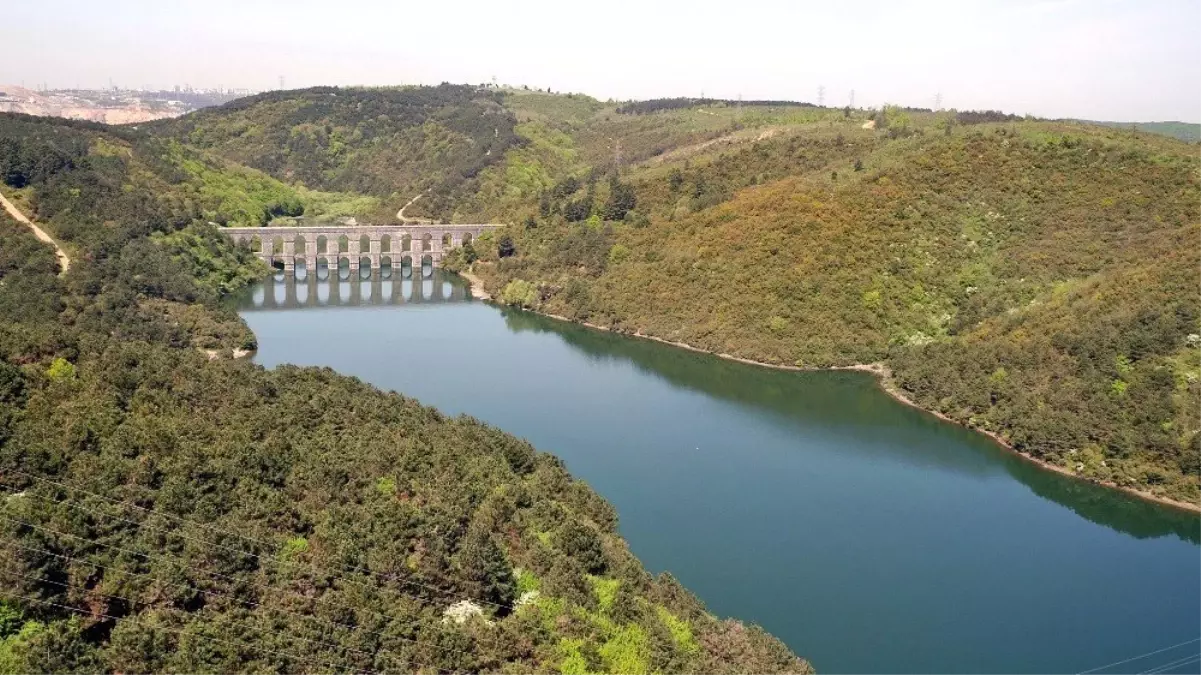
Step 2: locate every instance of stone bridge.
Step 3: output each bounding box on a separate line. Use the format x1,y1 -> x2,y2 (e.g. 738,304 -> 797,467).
221,224 -> 503,273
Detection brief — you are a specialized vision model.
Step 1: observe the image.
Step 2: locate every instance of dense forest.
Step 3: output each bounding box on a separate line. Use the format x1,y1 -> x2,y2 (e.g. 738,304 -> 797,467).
134,87 -> 1201,505
0,112 -> 810,673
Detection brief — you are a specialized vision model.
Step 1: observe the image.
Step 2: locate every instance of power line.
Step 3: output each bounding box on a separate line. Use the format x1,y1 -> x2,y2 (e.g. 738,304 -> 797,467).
0,539 -> 388,653
5,488 -> 383,589
2,470 -> 516,612
0,485 -> 533,664
1,512 -> 249,590
0,588 -> 356,673
0,509 -> 457,644
3,468 -> 496,606
1128,648 -> 1201,672
0,506 -> 483,642
0,563 -> 375,663
1077,638 -> 1201,674
0,532 -> 512,667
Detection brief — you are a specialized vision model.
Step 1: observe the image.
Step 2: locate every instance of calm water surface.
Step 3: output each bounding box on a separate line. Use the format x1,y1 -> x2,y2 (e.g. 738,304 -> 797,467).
237,267 -> 1201,674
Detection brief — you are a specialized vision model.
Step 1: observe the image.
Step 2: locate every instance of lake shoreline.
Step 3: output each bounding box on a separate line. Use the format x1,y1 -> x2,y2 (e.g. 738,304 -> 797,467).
867,365 -> 1201,515
457,270 -> 1199,515
457,269 -> 492,300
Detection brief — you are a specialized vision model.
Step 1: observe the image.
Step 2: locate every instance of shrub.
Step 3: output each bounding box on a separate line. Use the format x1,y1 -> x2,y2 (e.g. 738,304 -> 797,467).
45,357 -> 76,382
500,279 -> 539,308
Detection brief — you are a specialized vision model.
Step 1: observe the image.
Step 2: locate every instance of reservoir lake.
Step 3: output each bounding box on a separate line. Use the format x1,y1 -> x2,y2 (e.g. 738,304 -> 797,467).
236,267 -> 1201,674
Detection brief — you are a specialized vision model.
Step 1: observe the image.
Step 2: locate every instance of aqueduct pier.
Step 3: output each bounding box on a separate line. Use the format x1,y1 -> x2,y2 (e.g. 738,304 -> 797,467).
222,224 -> 503,272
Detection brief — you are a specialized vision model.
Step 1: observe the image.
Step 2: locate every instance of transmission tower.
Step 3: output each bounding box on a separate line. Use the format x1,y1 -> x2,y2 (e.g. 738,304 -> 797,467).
849,89 -> 855,109
818,85 -> 826,107
934,92 -> 943,110
278,75 -> 285,91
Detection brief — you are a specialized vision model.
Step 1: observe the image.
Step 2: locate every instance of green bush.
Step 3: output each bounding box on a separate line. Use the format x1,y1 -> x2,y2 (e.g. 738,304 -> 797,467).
500,279 -> 539,308
44,357 -> 75,381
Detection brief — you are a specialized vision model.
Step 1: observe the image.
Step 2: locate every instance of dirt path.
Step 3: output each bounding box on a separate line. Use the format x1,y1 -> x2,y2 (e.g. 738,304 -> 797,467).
397,192 -> 433,224
0,190 -> 70,274
642,125 -> 784,167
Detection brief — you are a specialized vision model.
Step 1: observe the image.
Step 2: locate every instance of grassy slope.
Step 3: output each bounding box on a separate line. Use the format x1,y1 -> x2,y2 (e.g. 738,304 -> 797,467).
450,92 -> 853,225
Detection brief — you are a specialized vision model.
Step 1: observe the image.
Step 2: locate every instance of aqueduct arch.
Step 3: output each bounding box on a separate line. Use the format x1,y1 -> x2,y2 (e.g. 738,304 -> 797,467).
224,224 -> 502,274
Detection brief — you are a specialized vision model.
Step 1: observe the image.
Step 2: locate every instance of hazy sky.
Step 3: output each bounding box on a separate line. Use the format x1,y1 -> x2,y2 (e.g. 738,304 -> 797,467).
7,0 -> 1199,121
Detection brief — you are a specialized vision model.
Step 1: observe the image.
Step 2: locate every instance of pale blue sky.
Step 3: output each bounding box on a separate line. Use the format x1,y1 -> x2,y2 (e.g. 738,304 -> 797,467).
7,0 -> 1199,121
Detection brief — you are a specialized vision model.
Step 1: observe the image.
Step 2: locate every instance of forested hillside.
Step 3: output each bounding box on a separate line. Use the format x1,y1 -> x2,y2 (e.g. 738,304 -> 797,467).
141,87 -> 1201,505
0,113 -> 810,673
432,96 -> 1201,506
475,119 -> 1200,504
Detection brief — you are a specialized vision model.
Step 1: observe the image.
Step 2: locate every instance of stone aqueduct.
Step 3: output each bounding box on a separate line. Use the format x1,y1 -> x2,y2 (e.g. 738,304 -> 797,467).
222,224 -> 503,272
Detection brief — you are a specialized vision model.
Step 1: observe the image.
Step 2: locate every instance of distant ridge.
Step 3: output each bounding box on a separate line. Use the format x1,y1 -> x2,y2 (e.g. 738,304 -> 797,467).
1083,119 -> 1200,142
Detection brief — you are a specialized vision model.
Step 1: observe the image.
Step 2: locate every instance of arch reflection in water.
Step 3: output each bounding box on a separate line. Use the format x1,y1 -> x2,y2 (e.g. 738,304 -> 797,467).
241,267 -> 472,312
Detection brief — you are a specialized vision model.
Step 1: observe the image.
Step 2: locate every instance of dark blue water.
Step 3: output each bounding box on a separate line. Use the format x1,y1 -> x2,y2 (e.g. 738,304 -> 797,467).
237,268 -> 1201,674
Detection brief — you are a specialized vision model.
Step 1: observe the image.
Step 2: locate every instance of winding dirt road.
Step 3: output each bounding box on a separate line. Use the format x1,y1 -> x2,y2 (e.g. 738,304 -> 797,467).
0,190 -> 70,274
396,192 -> 434,224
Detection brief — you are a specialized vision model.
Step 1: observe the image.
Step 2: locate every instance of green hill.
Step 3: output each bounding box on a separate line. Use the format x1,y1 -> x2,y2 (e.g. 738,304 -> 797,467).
0,113 -> 809,673
146,85 -> 519,221
469,105 -> 1201,504
141,88 -> 1201,504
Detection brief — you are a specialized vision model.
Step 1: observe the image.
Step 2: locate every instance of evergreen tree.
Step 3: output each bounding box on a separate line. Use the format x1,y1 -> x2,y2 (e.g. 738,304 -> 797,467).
604,177 -> 637,221
456,523 -> 517,610
497,234 -> 516,258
